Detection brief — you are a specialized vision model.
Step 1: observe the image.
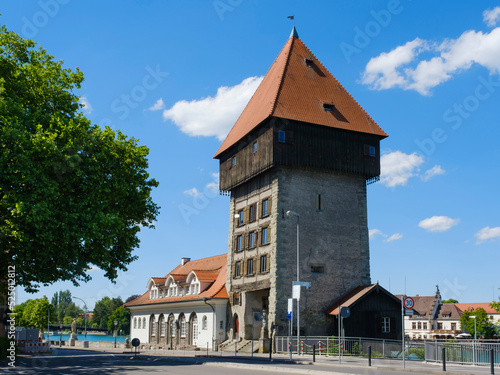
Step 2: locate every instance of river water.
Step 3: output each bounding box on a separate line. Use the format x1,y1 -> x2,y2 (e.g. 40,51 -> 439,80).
46,333 -> 127,343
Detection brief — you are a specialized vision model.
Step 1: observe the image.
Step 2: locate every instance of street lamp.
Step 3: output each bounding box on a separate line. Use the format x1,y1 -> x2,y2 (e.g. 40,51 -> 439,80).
114,320 -> 118,348
470,315 -> 477,365
60,323 -> 63,347
204,298 -> 216,351
73,297 -> 88,341
286,210 -> 300,354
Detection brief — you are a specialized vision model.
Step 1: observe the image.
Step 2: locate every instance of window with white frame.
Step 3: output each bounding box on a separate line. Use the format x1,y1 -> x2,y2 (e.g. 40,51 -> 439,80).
202,315 -> 208,330
134,318 -> 137,329
180,315 -> 186,337
381,317 -> 390,333
151,315 -> 156,335
193,316 -> 198,340
143,317 -> 146,329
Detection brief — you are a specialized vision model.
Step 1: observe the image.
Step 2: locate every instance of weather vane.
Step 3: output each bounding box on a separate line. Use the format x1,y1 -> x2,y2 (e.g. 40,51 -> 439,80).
288,15 -> 295,26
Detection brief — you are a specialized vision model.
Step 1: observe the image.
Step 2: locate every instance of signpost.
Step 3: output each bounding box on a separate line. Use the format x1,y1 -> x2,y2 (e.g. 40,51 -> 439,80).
287,298 -> 293,360
131,338 -> 140,356
401,296 -> 414,368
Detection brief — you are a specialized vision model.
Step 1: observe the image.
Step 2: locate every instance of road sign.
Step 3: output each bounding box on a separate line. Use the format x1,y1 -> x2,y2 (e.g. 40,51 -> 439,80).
286,312 -> 293,319
293,285 -> 301,300
131,338 -> 140,347
404,297 -> 415,309
340,306 -> 351,318
253,312 -> 264,322
293,281 -> 311,289
405,309 -> 414,316
288,298 -> 293,314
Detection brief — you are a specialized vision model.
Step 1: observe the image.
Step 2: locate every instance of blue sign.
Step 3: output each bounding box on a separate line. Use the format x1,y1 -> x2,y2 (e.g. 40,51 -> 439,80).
286,312 -> 293,319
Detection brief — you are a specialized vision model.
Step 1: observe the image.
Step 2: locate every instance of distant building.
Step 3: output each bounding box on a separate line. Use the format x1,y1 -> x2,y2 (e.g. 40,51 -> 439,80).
214,26 -> 388,343
125,255 -> 228,349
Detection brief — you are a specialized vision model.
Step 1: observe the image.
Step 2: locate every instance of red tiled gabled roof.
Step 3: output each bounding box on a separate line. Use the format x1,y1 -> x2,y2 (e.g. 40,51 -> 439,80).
214,31 -> 387,158
125,254 -> 228,308
455,303 -> 499,315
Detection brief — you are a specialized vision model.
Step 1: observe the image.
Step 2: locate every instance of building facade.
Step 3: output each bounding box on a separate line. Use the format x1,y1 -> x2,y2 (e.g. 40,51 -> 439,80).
214,27 -> 388,341
125,254 -> 228,349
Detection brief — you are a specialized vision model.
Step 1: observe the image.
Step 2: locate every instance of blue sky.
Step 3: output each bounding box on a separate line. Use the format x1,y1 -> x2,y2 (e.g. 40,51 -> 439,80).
3,1 -> 499,310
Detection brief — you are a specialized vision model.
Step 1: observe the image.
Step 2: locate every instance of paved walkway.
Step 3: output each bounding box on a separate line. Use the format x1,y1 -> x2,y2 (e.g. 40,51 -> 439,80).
50,346 -> 498,375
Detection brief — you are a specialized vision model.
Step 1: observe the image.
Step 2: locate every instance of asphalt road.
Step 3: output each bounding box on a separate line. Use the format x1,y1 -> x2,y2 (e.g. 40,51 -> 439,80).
1,348 -> 496,375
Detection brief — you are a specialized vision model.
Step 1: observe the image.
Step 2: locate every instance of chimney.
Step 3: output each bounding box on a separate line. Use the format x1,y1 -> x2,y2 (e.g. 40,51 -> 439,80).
181,257 -> 190,266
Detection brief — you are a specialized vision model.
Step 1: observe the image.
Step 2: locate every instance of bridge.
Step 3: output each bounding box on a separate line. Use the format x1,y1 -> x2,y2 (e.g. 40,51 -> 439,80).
47,324 -> 109,333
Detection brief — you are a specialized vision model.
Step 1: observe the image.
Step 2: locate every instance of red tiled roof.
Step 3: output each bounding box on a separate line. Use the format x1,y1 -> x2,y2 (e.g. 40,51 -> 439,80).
214,32 -> 387,158
125,254 -> 228,307
151,277 -> 166,285
455,303 -> 499,315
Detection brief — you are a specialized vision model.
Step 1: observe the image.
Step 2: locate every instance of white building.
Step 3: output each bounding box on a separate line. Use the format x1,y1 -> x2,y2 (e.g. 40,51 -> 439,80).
125,254 -> 228,349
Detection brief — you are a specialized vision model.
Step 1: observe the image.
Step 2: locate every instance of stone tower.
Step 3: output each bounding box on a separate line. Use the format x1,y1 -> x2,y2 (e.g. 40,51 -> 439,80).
214,27 -> 388,340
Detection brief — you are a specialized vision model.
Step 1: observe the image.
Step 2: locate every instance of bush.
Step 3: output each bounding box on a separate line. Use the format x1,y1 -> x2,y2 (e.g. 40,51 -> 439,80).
408,346 -> 425,360
0,336 -> 15,360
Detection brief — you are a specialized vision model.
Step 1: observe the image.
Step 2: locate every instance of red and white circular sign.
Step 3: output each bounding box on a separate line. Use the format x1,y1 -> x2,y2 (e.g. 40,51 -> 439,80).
404,297 -> 415,309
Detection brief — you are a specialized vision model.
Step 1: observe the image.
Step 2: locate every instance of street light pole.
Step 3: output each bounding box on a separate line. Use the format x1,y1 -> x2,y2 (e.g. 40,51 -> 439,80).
286,210 -> 300,354
470,315 -> 477,365
73,297 -> 88,341
204,298 -> 216,351
114,320 -> 118,348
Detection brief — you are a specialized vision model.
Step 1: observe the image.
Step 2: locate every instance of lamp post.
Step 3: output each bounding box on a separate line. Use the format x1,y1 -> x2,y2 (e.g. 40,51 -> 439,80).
73,297 -> 88,341
114,320 -> 118,348
60,323 -> 63,347
470,315 -> 477,365
204,298 -> 216,351
286,210 -> 300,354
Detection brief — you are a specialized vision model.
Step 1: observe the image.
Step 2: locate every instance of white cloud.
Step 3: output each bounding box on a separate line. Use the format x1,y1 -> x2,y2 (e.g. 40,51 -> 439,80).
148,98 -> 165,111
163,76 -> 263,140
206,172 -> 219,194
369,229 -> 386,240
475,226 -> 500,244
79,96 -> 93,114
385,233 -> 403,242
183,188 -> 200,198
361,39 -> 427,90
361,15 -> 500,95
484,7 -> 500,27
380,151 -> 424,187
419,216 -> 459,232
421,165 -> 445,182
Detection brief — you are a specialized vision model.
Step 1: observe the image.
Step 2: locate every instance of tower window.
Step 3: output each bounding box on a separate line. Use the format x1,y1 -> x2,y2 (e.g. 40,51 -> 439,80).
249,232 -> 256,248
232,156 -> 236,166
262,198 -> 269,217
234,261 -> 241,277
310,265 -> 325,273
253,141 -> 257,153
238,209 -> 244,226
278,130 -> 286,143
369,146 -> 376,157
261,227 -> 269,245
236,235 -> 243,251
260,255 -> 268,273
247,258 -> 254,275
316,194 -> 324,211
249,204 -> 256,222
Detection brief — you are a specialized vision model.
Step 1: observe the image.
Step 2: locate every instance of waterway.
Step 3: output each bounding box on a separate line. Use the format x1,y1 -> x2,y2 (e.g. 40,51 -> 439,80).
46,333 -> 128,343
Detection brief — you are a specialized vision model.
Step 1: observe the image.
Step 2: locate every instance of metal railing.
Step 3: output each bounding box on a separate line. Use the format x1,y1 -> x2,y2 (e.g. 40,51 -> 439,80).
274,336 -> 500,367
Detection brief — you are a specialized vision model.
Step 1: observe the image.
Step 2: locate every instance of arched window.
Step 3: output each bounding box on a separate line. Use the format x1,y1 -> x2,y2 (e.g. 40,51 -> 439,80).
138,317 -> 141,329
192,316 -> 198,340
151,315 -> 156,336
180,315 -> 186,337
159,314 -> 165,337
143,317 -> 146,329
202,315 -> 208,330
134,318 -> 137,329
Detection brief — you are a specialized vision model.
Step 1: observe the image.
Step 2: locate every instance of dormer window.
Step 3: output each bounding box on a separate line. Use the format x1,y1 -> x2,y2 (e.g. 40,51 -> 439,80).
323,103 -> 335,112
305,58 -> 314,66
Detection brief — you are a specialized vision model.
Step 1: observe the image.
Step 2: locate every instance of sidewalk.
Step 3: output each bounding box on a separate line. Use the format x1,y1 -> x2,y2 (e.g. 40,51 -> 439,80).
53,346 -> 498,375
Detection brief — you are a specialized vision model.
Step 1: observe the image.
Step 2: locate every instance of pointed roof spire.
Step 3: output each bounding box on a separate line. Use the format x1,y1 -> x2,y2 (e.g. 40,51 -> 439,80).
214,32 -> 387,158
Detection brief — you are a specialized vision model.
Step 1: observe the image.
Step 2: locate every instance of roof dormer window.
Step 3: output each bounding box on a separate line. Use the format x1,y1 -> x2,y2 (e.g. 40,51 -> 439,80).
323,103 -> 335,112
305,58 -> 314,66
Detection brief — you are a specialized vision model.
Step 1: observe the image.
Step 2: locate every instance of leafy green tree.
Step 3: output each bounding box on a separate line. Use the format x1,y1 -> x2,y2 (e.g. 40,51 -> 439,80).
491,288 -> 500,313
442,298 -> 459,304
107,306 -> 131,335
460,307 -> 497,339
17,296 -> 55,330
11,300 -> 29,328
0,24 -> 160,295
92,296 -> 124,329
51,290 -> 73,322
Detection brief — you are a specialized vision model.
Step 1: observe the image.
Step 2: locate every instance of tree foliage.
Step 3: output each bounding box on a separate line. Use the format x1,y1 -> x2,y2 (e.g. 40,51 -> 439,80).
491,288 -> 500,313
107,306 -> 131,335
442,298 -> 459,304
13,296 -> 54,329
125,294 -> 141,304
460,307 -> 497,339
0,25 -> 159,293
92,296 -> 123,329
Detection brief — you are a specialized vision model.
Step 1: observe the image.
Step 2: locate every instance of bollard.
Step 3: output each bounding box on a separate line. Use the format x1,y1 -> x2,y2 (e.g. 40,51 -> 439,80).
235,342 -> 237,357
442,347 -> 446,372
368,345 -> 372,367
313,344 -> 316,362
301,341 -> 304,355
319,341 -> 322,356
207,342 -> 209,357
491,349 -> 495,375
